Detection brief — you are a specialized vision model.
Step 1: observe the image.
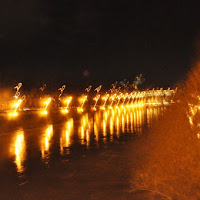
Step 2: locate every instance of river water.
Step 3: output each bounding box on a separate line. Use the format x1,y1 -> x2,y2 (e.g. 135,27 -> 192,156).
0,105 -> 165,199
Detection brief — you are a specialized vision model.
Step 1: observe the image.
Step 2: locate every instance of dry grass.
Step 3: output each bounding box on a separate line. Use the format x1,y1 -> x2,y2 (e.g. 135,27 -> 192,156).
130,64 -> 200,200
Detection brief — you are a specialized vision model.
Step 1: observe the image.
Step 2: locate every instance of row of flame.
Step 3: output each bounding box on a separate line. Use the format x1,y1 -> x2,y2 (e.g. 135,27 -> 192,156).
8,89 -> 175,118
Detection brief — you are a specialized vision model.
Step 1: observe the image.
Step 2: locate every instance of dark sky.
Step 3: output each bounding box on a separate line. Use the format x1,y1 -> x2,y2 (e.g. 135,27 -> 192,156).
0,0 -> 200,87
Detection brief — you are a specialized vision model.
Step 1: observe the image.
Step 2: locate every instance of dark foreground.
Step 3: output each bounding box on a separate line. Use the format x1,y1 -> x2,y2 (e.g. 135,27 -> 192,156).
0,138 -> 168,200
1,103 -> 196,200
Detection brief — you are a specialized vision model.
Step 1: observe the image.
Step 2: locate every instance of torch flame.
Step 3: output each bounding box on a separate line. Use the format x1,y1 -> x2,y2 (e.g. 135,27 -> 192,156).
61,96 -> 72,114
101,94 -> 109,110
41,98 -> 52,115
109,94 -> 116,109
8,99 -> 23,117
93,94 -> 100,111
77,95 -> 87,113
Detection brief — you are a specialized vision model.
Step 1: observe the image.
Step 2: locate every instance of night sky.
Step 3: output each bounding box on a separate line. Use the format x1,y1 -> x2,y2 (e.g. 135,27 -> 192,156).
0,1 -> 200,88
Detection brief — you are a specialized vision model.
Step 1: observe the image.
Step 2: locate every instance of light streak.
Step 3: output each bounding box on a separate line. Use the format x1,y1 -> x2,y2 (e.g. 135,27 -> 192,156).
60,118 -> 73,155
41,125 -> 53,159
109,94 -> 116,109
41,98 -> 52,115
122,93 -> 128,106
10,129 -> 26,173
85,85 -> 92,93
61,96 -> 72,114
8,98 -> 23,117
78,114 -> 90,145
14,83 -> 22,99
126,93 -> 132,106
94,85 -> 102,93
77,95 -> 87,113
101,94 -> 109,110
116,93 -> 123,107
93,94 -> 100,111
58,85 -> 66,100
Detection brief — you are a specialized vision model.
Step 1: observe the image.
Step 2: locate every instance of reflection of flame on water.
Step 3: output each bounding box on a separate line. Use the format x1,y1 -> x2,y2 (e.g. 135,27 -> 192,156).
10,129 -> 26,173
63,103 -> 163,149
78,114 -> 91,146
41,125 -> 53,159
60,118 -> 73,155
102,119 -> 107,137
110,117 -> 114,141
94,122 -> 99,145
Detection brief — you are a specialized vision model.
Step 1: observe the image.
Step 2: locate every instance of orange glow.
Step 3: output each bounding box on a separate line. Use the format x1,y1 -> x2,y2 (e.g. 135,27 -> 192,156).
101,93 -> 109,110
61,96 -> 72,114
8,99 -> 23,118
14,82 -> 22,99
109,93 -> 116,108
60,118 -> 73,154
93,94 -> 100,111
10,129 -> 26,173
78,114 -> 91,145
41,125 -> 53,159
77,95 -> 87,113
40,98 -> 52,115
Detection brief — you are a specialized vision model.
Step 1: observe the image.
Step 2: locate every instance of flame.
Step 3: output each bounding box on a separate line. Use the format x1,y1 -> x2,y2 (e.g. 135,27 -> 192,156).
77,95 -> 87,113
41,98 -> 52,115
61,96 -> 72,114
85,85 -> 92,93
58,85 -> 66,100
8,99 -> 23,118
116,93 -> 123,107
109,94 -> 116,109
94,85 -> 102,93
101,94 -> 109,110
93,94 -> 100,111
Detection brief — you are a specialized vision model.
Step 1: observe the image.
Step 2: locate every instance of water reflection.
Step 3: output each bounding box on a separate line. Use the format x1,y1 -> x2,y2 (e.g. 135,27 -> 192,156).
10,129 -> 26,173
39,105 -> 163,158
4,105 -> 164,174
146,106 -> 162,126
41,124 -> 53,160
60,118 -> 73,155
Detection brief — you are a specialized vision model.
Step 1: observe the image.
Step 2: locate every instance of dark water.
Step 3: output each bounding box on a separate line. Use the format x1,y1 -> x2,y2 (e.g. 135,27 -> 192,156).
0,106 -> 164,177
